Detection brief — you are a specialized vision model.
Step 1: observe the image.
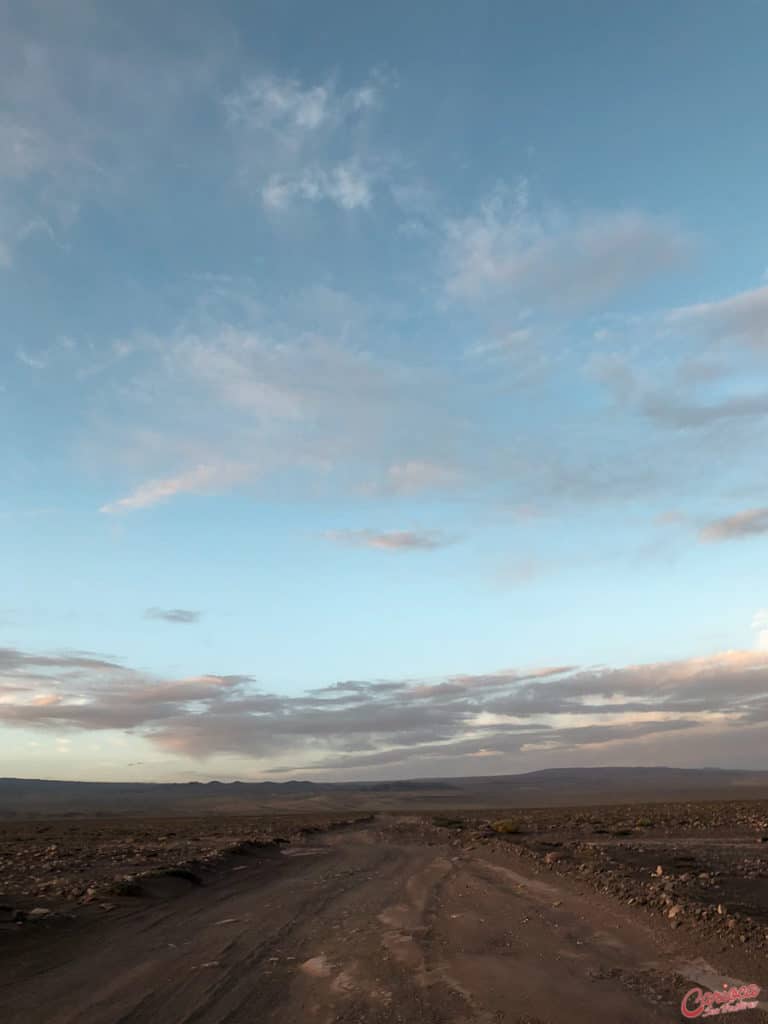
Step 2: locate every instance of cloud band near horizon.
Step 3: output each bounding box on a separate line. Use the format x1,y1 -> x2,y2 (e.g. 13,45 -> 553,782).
1,644 -> 767,779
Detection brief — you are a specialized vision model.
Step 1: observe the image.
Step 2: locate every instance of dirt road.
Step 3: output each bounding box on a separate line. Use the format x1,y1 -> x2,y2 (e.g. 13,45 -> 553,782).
0,818 -> 764,1023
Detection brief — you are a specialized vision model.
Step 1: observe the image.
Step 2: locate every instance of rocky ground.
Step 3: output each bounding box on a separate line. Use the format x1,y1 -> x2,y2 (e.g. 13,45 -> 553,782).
0,801 -> 766,1023
0,813 -> 372,922
435,799 -> 768,955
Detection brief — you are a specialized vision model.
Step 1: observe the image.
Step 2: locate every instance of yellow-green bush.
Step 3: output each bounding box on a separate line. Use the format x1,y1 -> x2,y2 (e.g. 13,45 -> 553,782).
490,819 -> 521,834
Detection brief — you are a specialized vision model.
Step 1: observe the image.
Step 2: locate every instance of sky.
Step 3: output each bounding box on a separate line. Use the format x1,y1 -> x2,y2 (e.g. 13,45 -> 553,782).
3,0 -> 768,782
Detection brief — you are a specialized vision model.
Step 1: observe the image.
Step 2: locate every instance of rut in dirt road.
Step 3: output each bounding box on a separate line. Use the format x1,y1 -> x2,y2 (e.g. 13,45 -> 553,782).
0,818 -> 737,1023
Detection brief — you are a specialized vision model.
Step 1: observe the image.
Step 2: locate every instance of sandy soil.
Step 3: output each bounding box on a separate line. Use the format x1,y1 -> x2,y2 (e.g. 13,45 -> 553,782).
1,815 -> 766,1024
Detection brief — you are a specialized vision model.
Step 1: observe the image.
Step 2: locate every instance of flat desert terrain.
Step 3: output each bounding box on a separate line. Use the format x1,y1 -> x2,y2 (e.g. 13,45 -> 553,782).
1,794 -> 768,1023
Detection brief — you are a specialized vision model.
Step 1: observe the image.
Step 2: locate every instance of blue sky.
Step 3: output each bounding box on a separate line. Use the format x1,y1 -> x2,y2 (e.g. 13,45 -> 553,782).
3,0 -> 768,782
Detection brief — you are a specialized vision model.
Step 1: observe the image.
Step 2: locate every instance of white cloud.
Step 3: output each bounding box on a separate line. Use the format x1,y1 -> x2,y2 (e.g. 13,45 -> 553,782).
16,348 -> 47,370
325,162 -> 373,209
668,284 -> 768,348
351,83 -> 379,110
224,71 -> 383,136
223,75 -> 333,133
262,161 -> 372,211
443,186 -> 689,311
1,17 -> 388,263
224,72 -> 382,212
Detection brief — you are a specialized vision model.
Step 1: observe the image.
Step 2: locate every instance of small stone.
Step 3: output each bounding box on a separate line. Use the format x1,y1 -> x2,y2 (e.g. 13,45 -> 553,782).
655,865 -> 663,876
668,905 -> 683,920
27,907 -> 52,920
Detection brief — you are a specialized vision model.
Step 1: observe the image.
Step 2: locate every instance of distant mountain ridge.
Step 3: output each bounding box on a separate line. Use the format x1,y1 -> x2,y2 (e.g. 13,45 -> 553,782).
2,766 -> 768,817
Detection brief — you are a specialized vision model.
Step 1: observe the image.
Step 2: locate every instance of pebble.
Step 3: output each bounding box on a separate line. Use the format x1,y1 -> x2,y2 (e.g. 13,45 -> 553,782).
27,907 -> 53,920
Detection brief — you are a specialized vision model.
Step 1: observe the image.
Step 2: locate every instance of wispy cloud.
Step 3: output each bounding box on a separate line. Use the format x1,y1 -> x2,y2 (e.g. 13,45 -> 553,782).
324,528 -> 458,551
16,349 -> 48,370
89,322 -> 460,512
592,352 -> 768,429
443,186 -> 689,310
645,392 -> 768,429
382,460 -> 462,494
145,608 -> 202,624
100,463 -> 250,514
262,161 -> 373,211
0,15 -> 222,265
668,284 -> 768,348
0,24 -> 384,265
467,328 -> 533,359
224,72 -> 384,211
699,506 -> 768,543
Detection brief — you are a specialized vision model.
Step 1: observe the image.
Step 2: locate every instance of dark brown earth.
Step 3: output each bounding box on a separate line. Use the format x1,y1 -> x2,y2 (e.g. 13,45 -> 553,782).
1,811 -> 767,1024
0,813 -> 372,908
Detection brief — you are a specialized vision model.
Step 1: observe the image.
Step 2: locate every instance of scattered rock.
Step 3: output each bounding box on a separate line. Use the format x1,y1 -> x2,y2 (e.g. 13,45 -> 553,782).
110,877 -> 144,898
27,907 -> 53,920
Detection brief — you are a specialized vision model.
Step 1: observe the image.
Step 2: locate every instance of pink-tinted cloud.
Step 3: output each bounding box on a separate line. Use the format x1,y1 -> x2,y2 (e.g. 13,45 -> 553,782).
699,506 -> 768,542
2,644 -> 768,776
324,528 -> 459,551
100,463 -> 250,514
